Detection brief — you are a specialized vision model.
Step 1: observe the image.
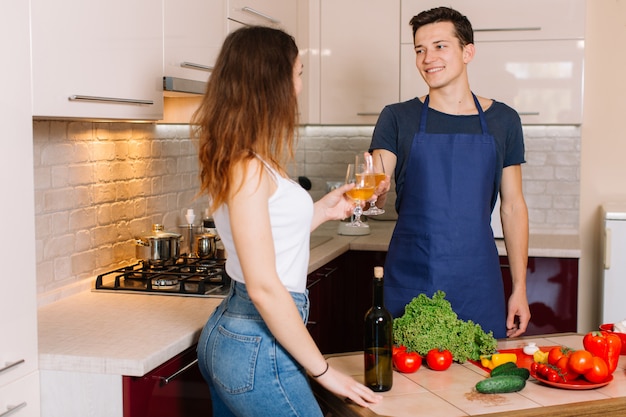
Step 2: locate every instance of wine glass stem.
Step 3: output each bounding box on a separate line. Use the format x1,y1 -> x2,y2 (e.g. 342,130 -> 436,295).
354,204 -> 363,224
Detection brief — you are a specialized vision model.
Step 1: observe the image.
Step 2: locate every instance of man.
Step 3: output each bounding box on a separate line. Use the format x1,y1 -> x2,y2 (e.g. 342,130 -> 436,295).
369,7 -> 530,338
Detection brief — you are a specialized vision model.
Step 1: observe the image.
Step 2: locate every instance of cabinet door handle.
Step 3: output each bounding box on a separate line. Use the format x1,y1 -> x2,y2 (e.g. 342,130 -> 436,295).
317,267 -> 338,278
518,112 -> 540,116
0,359 -> 25,375
69,95 -> 154,106
0,402 -> 27,417
356,112 -> 380,117
604,227 -> 612,269
474,27 -> 541,33
307,278 -> 322,288
180,62 -> 214,72
241,6 -> 280,24
158,358 -> 198,385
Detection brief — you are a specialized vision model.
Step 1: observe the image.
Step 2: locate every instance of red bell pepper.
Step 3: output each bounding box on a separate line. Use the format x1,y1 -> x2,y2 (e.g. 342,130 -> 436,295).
583,331 -> 622,374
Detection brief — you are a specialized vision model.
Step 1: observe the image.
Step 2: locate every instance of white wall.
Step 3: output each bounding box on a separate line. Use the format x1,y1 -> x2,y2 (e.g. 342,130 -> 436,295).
579,0 -> 626,332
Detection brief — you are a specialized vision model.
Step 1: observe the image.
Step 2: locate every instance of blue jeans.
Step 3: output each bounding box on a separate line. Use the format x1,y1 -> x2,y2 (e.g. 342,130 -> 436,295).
197,281 -> 323,417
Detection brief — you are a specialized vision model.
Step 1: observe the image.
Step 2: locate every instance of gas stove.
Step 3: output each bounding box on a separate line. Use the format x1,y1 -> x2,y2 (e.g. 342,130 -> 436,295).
94,257 -> 230,298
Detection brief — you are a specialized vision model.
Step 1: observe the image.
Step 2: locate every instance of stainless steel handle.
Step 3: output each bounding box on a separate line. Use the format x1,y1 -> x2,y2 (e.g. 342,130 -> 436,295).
0,359 -> 25,375
69,95 -> 154,106
180,62 -> 214,72
356,112 -> 380,117
158,358 -> 198,385
316,267 -> 338,278
241,6 -> 280,24
518,112 -> 540,116
474,27 -> 541,33
0,403 -> 27,417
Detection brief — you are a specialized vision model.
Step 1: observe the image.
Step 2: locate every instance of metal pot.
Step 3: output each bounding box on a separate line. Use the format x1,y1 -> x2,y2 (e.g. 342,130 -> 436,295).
135,224 -> 181,263
195,233 -> 217,258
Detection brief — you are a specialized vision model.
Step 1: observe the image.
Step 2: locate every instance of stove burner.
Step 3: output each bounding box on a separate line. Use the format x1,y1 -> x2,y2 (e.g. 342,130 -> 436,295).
94,257 -> 230,298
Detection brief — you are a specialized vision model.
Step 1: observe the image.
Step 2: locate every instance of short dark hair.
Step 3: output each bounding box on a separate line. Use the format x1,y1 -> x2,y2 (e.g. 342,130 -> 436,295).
409,7 -> 474,46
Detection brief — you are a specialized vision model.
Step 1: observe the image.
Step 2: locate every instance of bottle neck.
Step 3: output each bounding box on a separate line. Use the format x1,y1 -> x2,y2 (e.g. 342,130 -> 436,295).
372,277 -> 384,307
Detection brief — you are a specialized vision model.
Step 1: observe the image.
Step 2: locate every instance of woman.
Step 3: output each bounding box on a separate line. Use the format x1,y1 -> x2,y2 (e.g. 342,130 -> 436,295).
192,26 -> 382,417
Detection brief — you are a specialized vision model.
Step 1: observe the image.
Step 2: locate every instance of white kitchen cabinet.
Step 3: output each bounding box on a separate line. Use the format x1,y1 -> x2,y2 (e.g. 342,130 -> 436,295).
317,0 -> 400,125
401,39 -> 585,125
401,0 -> 585,44
227,0 -> 299,36
1,1 -> 40,416
164,0 -> 226,85
31,0 -> 163,120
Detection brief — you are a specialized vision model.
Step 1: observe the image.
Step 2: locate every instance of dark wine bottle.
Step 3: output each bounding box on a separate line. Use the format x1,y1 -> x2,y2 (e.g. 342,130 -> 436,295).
363,266 -> 393,392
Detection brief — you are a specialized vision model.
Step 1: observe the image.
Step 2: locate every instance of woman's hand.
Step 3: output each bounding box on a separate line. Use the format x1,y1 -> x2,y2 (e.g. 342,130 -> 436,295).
315,365 -> 382,408
311,183 -> 356,230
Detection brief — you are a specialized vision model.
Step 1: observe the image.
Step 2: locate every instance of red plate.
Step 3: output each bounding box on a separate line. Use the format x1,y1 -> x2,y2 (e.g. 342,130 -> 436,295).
530,369 -> 613,390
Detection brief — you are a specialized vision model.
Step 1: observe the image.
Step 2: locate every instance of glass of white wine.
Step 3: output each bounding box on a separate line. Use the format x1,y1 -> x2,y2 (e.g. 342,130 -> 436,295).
363,153 -> 386,216
345,156 -> 376,227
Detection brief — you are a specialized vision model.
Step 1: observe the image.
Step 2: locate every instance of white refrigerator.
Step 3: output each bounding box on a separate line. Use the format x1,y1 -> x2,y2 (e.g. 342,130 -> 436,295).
602,203 -> 626,324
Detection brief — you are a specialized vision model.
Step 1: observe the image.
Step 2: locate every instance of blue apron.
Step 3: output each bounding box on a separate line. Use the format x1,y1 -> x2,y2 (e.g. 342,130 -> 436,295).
384,94 -> 506,338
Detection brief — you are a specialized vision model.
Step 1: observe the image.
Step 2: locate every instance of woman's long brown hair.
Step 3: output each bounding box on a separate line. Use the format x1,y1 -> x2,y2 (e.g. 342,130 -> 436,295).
191,26 -> 299,213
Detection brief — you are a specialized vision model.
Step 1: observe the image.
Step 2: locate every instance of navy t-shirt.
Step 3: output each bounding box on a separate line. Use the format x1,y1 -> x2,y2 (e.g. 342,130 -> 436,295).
369,97 -> 525,212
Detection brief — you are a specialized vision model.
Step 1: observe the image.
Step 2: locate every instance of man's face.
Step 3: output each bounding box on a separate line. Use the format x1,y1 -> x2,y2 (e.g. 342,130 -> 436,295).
413,21 -> 473,90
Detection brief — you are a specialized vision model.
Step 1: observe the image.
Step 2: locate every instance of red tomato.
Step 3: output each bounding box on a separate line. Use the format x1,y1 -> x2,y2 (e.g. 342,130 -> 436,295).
392,345 -> 407,357
584,356 -> 609,383
546,367 -> 562,383
548,346 -> 572,366
393,351 -> 422,373
529,362 -> 539,374
568,350 -> 593,375
426,348 -> 453,371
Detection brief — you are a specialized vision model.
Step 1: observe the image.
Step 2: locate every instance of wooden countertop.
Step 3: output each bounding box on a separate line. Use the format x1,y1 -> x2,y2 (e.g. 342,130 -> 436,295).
312,334 -> 626,417
37,220 -> 580,378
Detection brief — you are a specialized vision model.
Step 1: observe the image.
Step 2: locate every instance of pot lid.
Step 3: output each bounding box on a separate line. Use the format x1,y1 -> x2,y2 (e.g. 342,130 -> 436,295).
137,224 -> 181,240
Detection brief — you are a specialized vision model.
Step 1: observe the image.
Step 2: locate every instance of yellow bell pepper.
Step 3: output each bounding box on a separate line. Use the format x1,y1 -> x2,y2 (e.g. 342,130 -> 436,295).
479,353 -> 517,369
533,349 -> 549,364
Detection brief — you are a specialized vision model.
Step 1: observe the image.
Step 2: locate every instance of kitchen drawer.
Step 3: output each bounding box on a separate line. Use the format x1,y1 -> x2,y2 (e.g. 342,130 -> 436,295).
0,372 -> 40,417
401,0 -> 585,44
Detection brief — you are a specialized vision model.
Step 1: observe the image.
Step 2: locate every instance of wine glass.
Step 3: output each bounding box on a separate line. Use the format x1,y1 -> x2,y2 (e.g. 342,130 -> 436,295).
363,153 -> 386,216
345,157 -> 376,228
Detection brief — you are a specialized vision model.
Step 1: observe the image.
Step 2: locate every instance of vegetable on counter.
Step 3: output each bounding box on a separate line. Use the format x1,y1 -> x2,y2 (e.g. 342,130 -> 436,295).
426,348 -> 453,371
583,331 -> 622,374
476,362 -> 529,394
479,353 -> 517,370
392,346 -> 422,373
393,291 -> 497,363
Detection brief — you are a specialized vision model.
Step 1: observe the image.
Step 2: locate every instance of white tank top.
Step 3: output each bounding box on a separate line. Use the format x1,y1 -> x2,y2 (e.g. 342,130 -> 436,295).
213,159 -> 314,293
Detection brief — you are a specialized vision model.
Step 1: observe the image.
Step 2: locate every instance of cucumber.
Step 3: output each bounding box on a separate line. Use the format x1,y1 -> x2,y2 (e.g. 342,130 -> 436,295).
475,375 -> 526,394
498,367 -> 530,380
489,361 -> 518,376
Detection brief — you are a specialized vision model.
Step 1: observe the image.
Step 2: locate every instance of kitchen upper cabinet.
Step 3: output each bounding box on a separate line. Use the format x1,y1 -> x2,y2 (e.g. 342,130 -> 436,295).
317,0 -> 400,125
401,0 -> 585,43
227,0 -> 299,36
31,0 -> 163,120
401,39 -> 585,124
164,0 -> 226,84
400,0 -> 585,125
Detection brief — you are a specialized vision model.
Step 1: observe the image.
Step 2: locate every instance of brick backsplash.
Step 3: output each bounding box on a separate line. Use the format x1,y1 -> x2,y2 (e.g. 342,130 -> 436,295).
33,121 -> 580,304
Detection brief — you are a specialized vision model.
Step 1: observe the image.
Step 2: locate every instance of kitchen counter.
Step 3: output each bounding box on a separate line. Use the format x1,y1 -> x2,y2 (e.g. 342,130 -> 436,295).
308,219 -> 580,273
312,334 -> 626,417
38,220 -> 580,378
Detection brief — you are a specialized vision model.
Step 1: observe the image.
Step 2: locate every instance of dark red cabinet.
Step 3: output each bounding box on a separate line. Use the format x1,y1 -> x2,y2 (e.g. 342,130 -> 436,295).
123,344 -> 212,417
307,251 -> 579,352
500,256 -> 578,335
